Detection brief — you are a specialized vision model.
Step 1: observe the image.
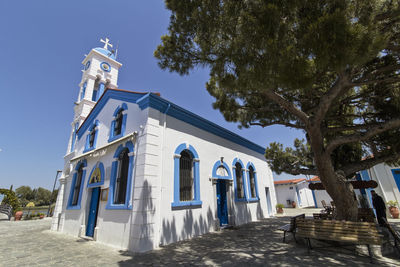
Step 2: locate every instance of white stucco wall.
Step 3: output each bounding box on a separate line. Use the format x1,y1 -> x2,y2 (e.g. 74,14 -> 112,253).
152,108 -> 276,247
313,189 -> 333,208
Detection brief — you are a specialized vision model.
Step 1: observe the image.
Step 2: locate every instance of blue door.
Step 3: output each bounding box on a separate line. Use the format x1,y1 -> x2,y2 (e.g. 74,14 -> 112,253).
86,187 -> 100,237
216,179 -> 228,226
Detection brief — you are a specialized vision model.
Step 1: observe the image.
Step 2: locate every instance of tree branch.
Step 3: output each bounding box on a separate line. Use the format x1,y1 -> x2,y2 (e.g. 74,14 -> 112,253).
282,167 -> 318,176
249,121 -> 305,129
326,118 -> 400,154
342,152 -> 400,176
262,89 -> 309,124
314,72 -> 351,124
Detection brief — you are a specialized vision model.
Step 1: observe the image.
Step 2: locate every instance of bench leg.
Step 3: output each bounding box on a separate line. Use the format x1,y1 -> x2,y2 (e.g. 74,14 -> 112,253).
367,245 -> 373,264
283,231 -> 286,243
307,238 -> 312,254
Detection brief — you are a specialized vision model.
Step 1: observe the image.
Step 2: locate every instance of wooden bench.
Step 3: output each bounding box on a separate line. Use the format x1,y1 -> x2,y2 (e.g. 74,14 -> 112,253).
0,204 -> 13,220
297,219 -> 382,262
382,217 -> 400,256
278,214 -> 305,243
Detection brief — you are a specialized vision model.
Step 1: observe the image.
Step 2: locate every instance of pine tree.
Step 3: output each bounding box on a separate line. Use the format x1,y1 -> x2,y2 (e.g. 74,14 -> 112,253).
155,0 -> 400,220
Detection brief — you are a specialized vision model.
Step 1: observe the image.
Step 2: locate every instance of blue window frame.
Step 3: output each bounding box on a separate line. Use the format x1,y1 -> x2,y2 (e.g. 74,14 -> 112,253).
67,159 -> 87,210
246,162 -> 259,202
108,103 -> 128,142
172,143 -> 202,208
70,122 -> 79,152
106,141 -> 135,210
80,82 -> 87,101
83,120 -> 99,153
92,82 -> 105,102
212,160 -> 232,180
232,158 -> 248,202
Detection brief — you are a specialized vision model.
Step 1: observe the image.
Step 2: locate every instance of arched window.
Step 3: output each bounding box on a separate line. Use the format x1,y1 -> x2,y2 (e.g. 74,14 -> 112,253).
235,163 -> 244,199
89,127 -> 96,147
106,141 -> 135,210
233,158 -> 247,201
92,80 -> 105,102
248,166 -> 256,198
72,165 -> 84,205
84,120 -> 98,152
179,150 -> 194,201
67,160 -> 87,209
246,163 -> 259,201
70,122 -> 79,152
80,82 -> 87,101
172,143 -> 202,208
114,110 -> 123,136
114,148 -> 129,204
108,103 -> 128,142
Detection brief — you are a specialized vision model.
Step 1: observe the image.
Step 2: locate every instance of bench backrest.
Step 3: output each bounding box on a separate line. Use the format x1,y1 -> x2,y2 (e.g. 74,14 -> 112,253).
296,219 -> 382,245
289,213 -> 305,232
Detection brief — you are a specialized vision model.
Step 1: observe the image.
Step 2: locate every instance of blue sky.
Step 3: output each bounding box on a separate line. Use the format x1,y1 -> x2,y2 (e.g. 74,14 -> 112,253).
0,1 -> 303,190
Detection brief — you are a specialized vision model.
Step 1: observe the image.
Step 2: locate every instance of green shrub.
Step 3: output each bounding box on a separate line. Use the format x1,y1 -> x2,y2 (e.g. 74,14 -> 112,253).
276,203 -> 284,209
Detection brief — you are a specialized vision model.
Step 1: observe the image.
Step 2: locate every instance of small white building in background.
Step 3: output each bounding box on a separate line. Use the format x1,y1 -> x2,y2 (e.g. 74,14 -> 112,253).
51,40 -> 276,253
274,177 -> 332,208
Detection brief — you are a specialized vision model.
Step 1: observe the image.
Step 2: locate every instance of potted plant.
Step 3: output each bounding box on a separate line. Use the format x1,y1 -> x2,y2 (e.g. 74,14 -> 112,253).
291,201 -> 296,208
387,200 -> 399,219
39,213 -> 45,219
14,207 -> 23,221
276,203 -> 284,214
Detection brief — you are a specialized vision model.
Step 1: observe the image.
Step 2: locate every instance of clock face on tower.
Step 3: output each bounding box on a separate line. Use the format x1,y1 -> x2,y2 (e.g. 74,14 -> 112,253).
100,62 -> 111,72
84,61 -> 91,70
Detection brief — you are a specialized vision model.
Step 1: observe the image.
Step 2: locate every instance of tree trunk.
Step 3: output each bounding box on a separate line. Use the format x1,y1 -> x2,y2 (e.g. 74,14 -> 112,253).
309,126 -> 358,221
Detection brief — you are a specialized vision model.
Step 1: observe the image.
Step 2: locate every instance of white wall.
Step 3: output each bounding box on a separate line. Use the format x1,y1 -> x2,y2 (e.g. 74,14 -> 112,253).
275,184 -> 297,207
155,108 -> 276,246
314,189 -> 333,208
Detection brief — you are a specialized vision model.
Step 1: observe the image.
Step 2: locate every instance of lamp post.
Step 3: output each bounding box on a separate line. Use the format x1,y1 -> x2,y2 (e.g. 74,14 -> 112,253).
47,170 -> 62,217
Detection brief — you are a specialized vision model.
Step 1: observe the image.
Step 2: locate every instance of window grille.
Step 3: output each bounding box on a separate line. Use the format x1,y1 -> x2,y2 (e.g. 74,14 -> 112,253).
249,166 -> 256,198
89,127 -> 96,148
72,165 -> 83,205
114,149 -> 129,204
235,163 -> 244,198
114,110 -> 123,136
180,150 -> 194,201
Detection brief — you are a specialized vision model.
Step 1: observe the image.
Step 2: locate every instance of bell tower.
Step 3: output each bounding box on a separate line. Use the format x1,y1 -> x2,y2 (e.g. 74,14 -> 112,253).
66,38 -> 123,154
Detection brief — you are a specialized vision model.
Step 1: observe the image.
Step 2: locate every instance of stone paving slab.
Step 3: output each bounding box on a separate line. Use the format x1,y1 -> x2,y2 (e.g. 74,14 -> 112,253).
1,216 -> 400,266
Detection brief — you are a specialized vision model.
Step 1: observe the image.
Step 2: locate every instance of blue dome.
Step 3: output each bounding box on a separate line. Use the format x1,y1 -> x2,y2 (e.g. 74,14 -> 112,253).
93,47 -> 116,60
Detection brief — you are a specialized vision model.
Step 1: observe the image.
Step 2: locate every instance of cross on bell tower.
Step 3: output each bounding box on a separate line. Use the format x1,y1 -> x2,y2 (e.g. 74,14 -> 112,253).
100,37 -> 113,50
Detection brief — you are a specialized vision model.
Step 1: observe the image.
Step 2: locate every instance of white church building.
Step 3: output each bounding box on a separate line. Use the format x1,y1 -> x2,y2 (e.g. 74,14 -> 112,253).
51,39 -> 276,252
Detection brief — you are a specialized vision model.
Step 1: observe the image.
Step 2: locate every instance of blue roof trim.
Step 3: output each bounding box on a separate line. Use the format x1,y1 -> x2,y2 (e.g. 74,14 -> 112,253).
142,94 -> 265,155
76,89 -> 265,155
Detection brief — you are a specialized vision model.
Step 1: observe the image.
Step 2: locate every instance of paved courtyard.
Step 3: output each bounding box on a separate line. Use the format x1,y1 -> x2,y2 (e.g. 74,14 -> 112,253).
1,209 -> 400,266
